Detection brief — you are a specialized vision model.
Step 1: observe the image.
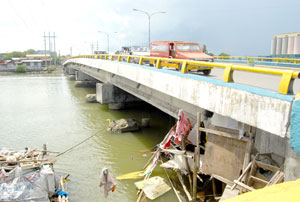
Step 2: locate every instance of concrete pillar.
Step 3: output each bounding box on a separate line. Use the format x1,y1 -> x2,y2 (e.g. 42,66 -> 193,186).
67,67 -> 76,75
284,139 -> 300,181
275,37 -> 282,55
271,37 -> 277,55
294,34 -> 300,55
75,71 -> 97,81
96,83 -> 140,104
281,36 -> 288,55
287,36 -> 295,55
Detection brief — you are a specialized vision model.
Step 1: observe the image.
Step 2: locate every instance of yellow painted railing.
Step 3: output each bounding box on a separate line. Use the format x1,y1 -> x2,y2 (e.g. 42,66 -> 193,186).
213,56 -> 300,64
68,54 -> 300,95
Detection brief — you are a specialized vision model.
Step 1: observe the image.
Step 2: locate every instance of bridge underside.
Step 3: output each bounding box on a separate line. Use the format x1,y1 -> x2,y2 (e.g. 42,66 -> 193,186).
64,58 -> 300,181
65,62 -> 203,121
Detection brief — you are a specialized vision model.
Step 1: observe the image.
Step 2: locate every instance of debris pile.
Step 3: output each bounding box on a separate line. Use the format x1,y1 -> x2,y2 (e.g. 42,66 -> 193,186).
0,146 -> 69,202
107,118 -> 139,133
116,109 -> 286,202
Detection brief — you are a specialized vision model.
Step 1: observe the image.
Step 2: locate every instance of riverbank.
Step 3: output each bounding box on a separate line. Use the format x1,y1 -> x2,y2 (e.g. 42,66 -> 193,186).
0,66 -> 64,75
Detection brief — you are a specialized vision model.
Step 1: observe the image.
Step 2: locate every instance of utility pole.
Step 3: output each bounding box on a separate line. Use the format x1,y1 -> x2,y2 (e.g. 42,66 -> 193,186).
91,43 -> 94,54
70,47 -> 72,56
48,32 -> 52,66
53,32 -> 56,66
43,32 -> 47,56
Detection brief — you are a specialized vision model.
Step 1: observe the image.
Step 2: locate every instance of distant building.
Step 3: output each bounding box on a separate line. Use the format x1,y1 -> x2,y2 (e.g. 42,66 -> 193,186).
271,32 -> 300,57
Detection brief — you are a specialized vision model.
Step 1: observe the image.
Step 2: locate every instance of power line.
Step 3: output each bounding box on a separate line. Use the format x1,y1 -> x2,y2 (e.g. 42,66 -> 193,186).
6,0 -> 37,36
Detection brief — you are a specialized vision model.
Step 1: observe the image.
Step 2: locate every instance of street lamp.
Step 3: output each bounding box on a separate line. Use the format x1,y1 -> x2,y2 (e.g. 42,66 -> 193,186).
133,9 -> 166,48
98,31 -> 118,53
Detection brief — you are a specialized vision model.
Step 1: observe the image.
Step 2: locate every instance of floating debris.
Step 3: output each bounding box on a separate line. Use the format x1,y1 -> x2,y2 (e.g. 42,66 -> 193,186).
106,118 -> 139,133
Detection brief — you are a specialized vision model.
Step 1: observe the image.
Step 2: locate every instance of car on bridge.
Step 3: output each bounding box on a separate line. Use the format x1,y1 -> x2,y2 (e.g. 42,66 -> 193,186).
150,41 -> 213,75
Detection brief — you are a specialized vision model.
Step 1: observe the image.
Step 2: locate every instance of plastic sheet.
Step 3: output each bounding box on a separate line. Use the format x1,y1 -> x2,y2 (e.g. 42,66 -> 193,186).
0,165 -> 55,202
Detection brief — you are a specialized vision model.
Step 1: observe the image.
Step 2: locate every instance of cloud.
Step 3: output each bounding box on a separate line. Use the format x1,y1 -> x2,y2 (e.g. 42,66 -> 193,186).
0,0 -> 300,56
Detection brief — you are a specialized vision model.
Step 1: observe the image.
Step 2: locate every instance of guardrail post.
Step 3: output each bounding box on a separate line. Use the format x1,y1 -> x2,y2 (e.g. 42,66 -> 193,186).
118,55 -> 121,62
105,55 -> 108,60
127,56 -> 131,63
180,61 -> 188,73
139,57 -> 143,65
156,59 -> 161,68
223,64 -> 234,82
111,55 -> 114,61
278,70 -> 295,94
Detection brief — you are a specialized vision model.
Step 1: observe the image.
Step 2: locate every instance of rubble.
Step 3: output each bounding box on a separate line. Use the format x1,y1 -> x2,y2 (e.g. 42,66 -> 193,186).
107,118 -> 139,133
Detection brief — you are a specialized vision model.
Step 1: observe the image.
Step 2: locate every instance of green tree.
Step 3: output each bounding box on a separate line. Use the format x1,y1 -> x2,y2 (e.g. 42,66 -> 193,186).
203,44 -> 208,53
219,52 -> 230,57
4,51 -> 24,60
4,49 -> 36,60
24,49 -> 36,55
15,64 -> 27,73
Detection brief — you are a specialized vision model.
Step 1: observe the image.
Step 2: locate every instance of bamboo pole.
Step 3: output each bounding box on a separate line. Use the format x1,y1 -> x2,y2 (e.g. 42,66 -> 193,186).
181,136 -> 193,193
192,112 -> 201,201
176,171 -> 192,201
160,158 -> 183,202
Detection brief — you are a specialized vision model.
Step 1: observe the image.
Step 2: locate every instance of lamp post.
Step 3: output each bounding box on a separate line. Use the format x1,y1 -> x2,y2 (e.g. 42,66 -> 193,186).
133,9 -> 166,48
98,31 -> 118,53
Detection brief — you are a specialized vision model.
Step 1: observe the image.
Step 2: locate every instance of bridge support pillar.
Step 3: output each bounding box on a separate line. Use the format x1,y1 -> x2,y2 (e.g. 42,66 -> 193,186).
96,83 -> 141,109
284,140 -> 300,181
67,67 -> 76,75
75,71 -> 97,81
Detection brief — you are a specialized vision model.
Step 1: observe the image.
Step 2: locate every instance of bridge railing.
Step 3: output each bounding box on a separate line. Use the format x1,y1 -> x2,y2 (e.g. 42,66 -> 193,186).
213,56 -> 300,64
68,54 -> 300,95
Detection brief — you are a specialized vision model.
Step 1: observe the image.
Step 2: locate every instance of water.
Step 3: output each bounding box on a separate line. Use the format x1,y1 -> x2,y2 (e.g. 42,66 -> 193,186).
0,74 -> 178,202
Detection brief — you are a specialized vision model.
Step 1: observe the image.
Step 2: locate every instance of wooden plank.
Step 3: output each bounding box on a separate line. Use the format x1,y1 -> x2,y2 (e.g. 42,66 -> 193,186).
212,174 -> 234,186
202,133 -> 248,181
231,161 -> 253,190
267,171 -> 284,186
256,161 -> 279,172
176,171 -> 192,202
198,127 -> 249,142
233,180 -> 255,191
249,176 -> 268,184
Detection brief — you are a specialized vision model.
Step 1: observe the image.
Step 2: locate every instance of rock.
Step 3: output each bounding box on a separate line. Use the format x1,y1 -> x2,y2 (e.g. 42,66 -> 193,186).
86,94 -> 97,103
69,75 -> 76,81
107,118 -> 139,133
141,118 -> 150,128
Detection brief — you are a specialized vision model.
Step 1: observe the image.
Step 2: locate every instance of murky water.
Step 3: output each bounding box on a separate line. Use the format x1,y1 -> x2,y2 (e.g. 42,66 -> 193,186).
0,74 -> 178,202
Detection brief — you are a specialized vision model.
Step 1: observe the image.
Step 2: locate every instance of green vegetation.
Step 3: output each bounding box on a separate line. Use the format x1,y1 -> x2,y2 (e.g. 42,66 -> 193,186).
203,44 -> 208,53
4,49 -> 36,60
15,64 -> 27,73
219,52 -> 230,57
44,66 -> 57,73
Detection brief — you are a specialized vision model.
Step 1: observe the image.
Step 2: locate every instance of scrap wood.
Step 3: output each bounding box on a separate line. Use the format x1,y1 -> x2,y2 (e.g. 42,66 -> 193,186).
266,171 -> 284,186
233,180 -> 255,192
231,161 -> 253,190
135,176 -> 171,200
176,171 -> 192,202
160,158 -> 183,202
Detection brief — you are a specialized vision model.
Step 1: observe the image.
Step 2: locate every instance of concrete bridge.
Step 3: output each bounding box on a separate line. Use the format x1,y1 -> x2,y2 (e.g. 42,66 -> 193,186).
63,54 -> 300,181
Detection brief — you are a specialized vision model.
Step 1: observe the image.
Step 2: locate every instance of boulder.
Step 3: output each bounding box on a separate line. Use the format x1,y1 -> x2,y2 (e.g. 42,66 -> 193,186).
86,94 -> 97,103
107,118 -> 139,133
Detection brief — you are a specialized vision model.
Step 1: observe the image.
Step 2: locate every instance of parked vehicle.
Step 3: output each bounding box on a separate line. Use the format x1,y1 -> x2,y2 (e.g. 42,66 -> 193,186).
150,41 -> 213,75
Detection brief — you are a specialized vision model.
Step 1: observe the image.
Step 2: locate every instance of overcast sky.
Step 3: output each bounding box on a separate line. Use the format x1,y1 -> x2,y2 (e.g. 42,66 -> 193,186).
1,0 -> 299,56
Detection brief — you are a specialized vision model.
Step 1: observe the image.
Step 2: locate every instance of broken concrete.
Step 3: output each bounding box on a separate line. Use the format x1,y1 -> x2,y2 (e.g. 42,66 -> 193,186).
107,119 -> 139,133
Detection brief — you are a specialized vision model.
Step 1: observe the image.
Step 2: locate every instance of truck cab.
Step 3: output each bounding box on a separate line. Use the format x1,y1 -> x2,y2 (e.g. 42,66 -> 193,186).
150,41 -> 213,75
